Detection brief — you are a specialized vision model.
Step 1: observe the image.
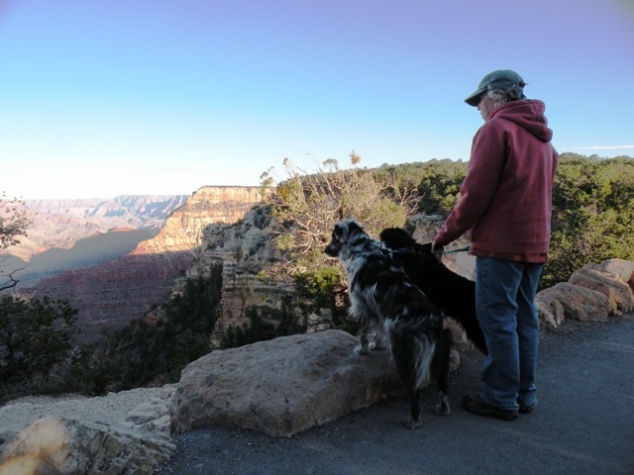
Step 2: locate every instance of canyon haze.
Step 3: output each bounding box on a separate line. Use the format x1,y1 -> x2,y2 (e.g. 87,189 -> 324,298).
1,187 -> 263,342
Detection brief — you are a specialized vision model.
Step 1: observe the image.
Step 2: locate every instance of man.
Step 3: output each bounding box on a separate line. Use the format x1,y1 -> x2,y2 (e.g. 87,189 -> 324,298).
433,69 -> 558,420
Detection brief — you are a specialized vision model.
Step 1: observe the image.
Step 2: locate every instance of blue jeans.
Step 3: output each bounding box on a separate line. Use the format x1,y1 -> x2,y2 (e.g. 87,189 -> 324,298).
475,257 -> 544,411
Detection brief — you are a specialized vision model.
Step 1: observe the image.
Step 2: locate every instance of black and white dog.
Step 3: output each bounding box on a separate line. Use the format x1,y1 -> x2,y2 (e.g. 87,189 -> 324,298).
379,227 -> 487,355
325,219 -> 451,428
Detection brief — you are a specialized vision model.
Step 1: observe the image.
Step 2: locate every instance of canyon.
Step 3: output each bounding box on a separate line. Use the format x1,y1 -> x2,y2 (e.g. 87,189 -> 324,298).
8,187 -> 263,343
3,185 -> 634,474
3,185 -> 474,346
7,195 -> 189,262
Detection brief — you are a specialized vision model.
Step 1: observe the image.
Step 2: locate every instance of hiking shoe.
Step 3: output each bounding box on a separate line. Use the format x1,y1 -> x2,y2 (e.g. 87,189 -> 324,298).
462,395 -> 518,421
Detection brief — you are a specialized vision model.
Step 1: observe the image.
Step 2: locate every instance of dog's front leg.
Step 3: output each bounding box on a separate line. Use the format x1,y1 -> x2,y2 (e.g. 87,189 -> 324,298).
353,313 -> 373,355
355,330 -> 372,355
357,317 -> 387,354
435,391 -> 451,416
369,320 -> 390,351
434,328 -> 452,415
407,389 -> 423,429
350,301 -> 373,355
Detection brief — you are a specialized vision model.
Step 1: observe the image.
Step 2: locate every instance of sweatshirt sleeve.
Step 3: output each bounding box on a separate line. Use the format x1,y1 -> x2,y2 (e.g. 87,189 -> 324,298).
434,121 -> 508,246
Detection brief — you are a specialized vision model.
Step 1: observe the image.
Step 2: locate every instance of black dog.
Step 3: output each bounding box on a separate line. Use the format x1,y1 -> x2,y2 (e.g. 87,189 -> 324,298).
379,227 -> 487,355
325,220 -> 451,428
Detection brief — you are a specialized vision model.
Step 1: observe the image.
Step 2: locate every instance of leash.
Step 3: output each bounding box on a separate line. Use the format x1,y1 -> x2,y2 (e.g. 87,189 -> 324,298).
387,245 -> 471,256
441,245 -> 471,255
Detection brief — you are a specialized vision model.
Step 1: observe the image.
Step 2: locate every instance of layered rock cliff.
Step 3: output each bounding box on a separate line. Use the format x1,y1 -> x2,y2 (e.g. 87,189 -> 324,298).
133,186 -> 263,255
7,195 -> 189,262
189,211 -> 473,347
21,187 -> 265,343
27,252 -> 195,342
180,203 -> 297,346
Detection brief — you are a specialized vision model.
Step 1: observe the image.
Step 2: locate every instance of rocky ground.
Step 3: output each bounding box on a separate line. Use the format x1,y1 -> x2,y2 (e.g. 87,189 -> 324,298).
0,386 -> 176,439
158,315 -> 634,475
2,317 -> 633,475
0,386 -> 177,474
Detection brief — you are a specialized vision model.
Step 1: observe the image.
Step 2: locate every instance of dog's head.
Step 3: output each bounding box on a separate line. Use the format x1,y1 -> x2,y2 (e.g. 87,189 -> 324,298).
379,227 -> 433,255
324,219 -> 366,257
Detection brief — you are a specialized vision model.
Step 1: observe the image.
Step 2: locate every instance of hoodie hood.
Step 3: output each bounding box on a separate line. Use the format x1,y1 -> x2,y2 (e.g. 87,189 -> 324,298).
489,99 -> 553,143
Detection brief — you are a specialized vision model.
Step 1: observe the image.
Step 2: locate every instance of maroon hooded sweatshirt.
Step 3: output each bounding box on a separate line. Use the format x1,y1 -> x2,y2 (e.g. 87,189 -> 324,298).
434,99 -> 559,263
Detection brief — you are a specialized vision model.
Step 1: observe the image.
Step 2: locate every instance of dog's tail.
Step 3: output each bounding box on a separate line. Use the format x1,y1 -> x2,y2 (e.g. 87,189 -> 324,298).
413,334 -> 436,389
388,320 -> 436,391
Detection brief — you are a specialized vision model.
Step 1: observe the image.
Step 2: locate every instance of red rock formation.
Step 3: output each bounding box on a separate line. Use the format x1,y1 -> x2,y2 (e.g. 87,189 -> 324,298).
133,186 -> 263,254
5,195 -> 188,261
20,187 -> 265,343
24,252 -> 195,342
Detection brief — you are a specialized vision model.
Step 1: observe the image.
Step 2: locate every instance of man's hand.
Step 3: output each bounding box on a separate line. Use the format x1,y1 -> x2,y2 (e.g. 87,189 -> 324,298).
431,240 -> 444,256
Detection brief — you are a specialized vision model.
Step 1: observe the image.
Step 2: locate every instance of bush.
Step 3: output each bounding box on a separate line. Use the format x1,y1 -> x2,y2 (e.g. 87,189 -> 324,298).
0,295 -> 77,402
542,154 -> 634,287
67,265 -> 223,395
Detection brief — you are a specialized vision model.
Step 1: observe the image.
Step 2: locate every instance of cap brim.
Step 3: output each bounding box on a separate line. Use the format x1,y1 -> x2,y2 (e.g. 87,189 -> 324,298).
464,87 -> 486,107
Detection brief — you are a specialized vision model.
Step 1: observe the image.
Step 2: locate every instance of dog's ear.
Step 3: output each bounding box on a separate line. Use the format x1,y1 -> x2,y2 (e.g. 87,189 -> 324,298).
378,228 -> 392,242
334,220 -> 355,237
341,221 -> 361,237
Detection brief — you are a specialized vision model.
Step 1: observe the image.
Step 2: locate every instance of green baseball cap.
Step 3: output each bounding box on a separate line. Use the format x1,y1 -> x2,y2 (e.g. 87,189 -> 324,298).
465,69 -> 526,106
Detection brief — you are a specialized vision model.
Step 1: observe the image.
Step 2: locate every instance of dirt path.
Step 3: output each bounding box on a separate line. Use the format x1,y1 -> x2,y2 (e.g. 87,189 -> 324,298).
158,315 -> 634,475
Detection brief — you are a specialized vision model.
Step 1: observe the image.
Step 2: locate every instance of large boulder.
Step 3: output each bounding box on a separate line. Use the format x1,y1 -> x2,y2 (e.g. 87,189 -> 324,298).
170,330 -> 405,438
535,259 -> 634,328
535,293 -> 566,328
585,259 -> 634,293
0,416 -> 173,475
569,266 -> 634,314
536,282 -> 616,324
536,259 -> 634,328
0,386 -> 176,475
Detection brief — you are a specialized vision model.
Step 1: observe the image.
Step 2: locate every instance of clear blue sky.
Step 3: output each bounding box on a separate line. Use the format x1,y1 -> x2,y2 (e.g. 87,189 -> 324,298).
1,0 -> 633,199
